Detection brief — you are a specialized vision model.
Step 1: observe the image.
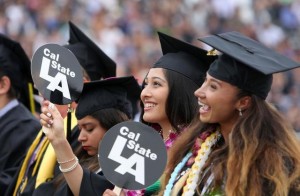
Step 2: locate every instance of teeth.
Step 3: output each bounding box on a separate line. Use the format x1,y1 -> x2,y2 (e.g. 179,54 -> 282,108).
198,102 -> 210,111
198,101 -> 205,107
145,103 -> 156,108
202,105 -> 210,111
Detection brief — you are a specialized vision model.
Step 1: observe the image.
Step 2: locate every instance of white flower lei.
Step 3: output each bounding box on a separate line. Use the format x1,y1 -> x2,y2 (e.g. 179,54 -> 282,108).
182,131 -> 221,196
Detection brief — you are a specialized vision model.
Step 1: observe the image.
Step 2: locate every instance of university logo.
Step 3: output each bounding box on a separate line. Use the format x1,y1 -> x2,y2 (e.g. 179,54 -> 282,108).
31,44 -> 83,104
99,121 -> 167,190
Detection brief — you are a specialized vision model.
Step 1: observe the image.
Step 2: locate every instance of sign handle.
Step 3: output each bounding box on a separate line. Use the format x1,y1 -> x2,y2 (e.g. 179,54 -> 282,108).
113,186 -> 122,196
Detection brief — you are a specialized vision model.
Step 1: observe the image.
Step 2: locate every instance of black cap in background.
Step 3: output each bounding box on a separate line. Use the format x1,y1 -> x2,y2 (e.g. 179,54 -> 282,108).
199,31 -> 300,99
64,21 -> 116,80
0,33 -> 34,111
153,32 -> 217,86
75,76 -> 141,120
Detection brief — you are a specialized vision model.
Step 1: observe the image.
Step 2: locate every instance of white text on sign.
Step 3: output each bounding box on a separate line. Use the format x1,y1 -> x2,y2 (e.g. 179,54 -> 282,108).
107,126 -> 158,185
39,48 -> 75,100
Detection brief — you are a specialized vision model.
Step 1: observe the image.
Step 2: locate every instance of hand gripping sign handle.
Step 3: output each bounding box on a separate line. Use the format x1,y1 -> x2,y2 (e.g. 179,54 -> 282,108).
113,186 -> 122,196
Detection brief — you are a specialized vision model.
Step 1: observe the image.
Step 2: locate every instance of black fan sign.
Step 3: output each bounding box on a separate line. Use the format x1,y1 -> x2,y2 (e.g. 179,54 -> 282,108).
98,121 -> 167,190
31,44 -> 83,104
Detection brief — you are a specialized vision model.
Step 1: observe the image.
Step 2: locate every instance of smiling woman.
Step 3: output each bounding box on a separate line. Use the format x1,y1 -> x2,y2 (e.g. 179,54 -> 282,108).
141,68 -> 169,130
160,31 -> 300,196
140,32 -> 216,145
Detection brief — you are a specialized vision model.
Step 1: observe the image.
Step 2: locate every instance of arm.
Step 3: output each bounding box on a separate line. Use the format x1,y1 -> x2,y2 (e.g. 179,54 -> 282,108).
40,100 -> 82,196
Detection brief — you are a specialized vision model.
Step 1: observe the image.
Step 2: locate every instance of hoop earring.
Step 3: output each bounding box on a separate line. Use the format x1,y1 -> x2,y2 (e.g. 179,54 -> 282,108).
239,108 -> 243,117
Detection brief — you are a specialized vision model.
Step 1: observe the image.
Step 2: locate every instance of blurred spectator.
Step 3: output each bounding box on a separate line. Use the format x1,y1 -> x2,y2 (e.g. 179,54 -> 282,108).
1,0 -> 300,136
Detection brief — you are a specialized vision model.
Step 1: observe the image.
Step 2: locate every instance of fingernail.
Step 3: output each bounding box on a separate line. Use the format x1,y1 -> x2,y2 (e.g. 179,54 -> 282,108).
43,129 -> 48,134
49,120 -> 53,124
47,124 -> 51,128
48,103 -> 54,110
46,112 -> 52,117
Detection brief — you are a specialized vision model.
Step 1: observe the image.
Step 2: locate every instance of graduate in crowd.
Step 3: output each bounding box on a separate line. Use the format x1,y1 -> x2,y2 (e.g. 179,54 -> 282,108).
141,31 -> 216,149
5,21 -> 116,196
160,31 -> 300,195
104,32 -> 216,196
38,76 -> 141,196
0,34 -> 41,195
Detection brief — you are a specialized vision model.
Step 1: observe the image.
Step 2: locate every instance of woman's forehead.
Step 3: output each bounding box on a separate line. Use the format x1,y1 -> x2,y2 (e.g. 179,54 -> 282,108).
146,68 -> 167,79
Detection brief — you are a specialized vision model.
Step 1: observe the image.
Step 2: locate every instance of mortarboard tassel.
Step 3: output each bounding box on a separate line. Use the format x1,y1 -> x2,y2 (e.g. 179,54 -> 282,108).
27,82 -> 36,114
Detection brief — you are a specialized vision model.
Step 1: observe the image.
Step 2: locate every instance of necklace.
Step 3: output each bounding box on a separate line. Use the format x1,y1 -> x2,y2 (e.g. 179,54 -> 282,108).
160,129 -> 178,150
159,129 -> 173,140
182,130 -> 221,196
164,152 -> 193,196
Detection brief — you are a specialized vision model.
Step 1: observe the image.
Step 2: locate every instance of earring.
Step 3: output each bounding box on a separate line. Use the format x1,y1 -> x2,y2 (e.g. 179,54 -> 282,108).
239,108 -> 243,117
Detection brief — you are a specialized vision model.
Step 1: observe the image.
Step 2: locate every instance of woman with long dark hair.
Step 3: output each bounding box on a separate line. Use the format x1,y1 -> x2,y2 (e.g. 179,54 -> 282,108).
160,31 -> 300,195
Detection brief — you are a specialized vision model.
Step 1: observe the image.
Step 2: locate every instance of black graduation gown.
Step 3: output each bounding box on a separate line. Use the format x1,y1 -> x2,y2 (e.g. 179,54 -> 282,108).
5,126 -> 86,196
33,168 -> 114,196
0,103 -> 41,195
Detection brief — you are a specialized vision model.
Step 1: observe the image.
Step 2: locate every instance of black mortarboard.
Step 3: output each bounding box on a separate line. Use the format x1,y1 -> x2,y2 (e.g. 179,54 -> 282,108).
153,32 -> 217,86
64,21 -> 116,80
75,76 -> 141,120
199,31 -> 300,99
0,33 -> 34,111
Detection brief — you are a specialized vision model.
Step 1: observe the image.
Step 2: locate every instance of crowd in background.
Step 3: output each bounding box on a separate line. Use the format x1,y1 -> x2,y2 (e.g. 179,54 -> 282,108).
1,0 -> 300,133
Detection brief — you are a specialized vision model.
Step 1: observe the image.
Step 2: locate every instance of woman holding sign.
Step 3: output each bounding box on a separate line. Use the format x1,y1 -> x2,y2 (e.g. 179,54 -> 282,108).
159,31 -> 300,195
5,21 -> 118,196
38,76 -> 141,196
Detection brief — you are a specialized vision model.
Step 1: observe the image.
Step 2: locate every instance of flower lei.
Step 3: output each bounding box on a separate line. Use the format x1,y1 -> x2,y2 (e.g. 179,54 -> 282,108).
164,152 -> 193,196
182,130 -> 221,196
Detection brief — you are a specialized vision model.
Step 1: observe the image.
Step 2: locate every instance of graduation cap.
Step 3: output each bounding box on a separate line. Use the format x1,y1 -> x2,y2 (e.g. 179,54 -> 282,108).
63,21 -> 116,80
75,76 -> 141,120
0,33 -> 35,112
152,32 -> 217,86
198,31 -> 300,99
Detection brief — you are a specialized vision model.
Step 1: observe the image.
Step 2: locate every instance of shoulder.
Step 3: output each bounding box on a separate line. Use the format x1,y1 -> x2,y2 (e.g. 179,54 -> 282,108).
3,103 -> 39,122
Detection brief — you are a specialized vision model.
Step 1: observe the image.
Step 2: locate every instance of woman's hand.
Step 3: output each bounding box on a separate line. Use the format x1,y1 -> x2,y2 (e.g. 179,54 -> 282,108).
103,188 -> 125,196
40,100 -> 65,145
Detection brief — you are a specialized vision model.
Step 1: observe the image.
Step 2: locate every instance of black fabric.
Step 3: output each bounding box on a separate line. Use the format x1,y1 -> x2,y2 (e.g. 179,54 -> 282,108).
0,34 -> 34,110
32,168 -> 114,196
64,21 -> 116,80
75,76 -> 141,120
32,180 -> 70,196
79,168 -> 114,196
208,55 -> 272,99
199,31 -> 300,99
32,164 -> 72,196
0,103 -> 40,195
5,169 -> 38,196
4,138 -> 45,196
5,122 -> 79,196
153,32 -> 217,86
